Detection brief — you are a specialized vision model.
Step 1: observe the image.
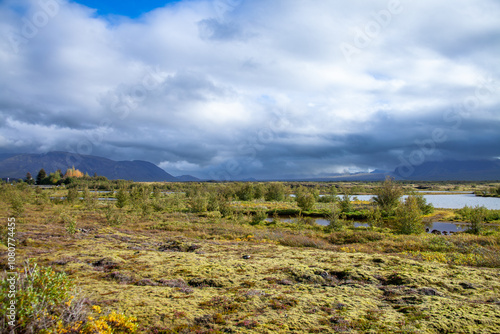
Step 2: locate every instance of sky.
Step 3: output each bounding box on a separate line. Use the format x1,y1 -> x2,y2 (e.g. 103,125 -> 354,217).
0,0 -> 499,180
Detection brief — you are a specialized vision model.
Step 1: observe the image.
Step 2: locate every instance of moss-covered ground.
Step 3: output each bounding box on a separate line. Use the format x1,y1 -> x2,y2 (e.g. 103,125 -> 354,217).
1,183 -> 500,333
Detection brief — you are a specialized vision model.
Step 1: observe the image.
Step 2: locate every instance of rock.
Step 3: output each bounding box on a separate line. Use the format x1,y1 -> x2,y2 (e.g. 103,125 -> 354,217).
188,277 -> 225,288
92,257 -> 121,270
419,287 -> 441,296
136,278 -> 158,286
242,255 -> 251,259
459,282 -> 476,290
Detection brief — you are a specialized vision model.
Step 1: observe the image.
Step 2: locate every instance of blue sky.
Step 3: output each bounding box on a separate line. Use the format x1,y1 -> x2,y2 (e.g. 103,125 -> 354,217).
0,0 -> 499,180
72,0 -> 181,18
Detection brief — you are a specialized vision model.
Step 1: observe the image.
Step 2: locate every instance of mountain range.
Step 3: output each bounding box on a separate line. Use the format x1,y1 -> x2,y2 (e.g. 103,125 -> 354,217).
0,152 -> 499,182
0,152 -> 199,182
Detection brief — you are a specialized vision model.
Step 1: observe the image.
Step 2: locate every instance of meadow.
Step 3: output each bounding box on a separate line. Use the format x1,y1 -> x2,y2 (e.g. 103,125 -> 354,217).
1,179 -> 500,333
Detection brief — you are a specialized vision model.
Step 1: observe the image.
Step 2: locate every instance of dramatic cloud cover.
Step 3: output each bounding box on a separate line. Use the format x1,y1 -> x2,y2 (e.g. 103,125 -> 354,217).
1,0 -> 499,179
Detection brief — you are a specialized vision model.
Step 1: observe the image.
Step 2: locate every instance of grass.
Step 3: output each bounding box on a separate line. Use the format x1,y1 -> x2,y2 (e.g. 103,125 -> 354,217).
1,182 -> 500,333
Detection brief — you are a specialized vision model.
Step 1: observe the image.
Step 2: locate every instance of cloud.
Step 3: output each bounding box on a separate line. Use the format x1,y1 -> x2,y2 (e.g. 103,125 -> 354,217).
0,0 -> 499,179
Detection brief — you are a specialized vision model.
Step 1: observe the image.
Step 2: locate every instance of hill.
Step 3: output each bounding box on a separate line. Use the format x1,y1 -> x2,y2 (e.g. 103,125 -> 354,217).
393,160 -> 500,181
0,152 -> 178,182
176,175 -> 201,182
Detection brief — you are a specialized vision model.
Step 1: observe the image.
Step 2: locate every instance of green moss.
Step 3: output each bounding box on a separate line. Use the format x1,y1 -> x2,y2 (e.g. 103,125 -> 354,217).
3,185 -> 500,333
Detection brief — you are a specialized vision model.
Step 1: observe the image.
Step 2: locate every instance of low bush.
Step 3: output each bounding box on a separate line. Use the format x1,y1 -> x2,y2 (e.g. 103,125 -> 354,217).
327,230 -> 385,245
1,261 -> 87,333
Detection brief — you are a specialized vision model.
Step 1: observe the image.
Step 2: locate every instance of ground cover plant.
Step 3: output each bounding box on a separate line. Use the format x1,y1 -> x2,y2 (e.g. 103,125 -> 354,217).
1,180 -> 500,333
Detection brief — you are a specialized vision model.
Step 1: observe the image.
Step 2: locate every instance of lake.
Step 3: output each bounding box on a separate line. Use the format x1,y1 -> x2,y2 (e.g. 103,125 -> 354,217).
265,218 -> 481,234
352,193 -> 500,210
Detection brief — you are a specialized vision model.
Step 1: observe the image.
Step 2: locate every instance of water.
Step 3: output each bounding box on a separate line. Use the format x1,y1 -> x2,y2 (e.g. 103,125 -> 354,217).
353,194 -> 500,210
265,217 -> 474,234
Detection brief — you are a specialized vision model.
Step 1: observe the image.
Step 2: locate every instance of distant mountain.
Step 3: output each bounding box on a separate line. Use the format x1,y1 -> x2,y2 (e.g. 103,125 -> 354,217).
176,175 -> 201,182
392,159 -> 500,181
0,152 -> 178,182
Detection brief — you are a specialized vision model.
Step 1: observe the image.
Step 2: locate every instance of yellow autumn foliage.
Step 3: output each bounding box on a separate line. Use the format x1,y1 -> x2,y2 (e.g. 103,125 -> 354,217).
64,166 -> 84,178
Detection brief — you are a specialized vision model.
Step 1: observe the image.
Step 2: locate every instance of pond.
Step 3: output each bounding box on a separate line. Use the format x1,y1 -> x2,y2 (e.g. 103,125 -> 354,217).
265,218 -> 480,234
352,193 -> 500,210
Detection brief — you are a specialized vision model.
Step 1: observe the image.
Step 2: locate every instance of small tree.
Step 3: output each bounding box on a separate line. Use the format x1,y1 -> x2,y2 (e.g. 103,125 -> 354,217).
464,205 -> 487,234
25,172 -> 34,184
48,172 -> 61,184
251,208 -> 267,225
115,188 -> 129,209
253,184 -> 265,200
36,168 -> 47,184
325,203 -> 343,232
367,206 -> 383,228
373,177 -> 403,216
412,193 -> 434,215
66,188 -> 79,203
236,183 -> 254,201
394,196 -> 424,234
64,167 -> 84,178
339,188 -> 352,213
296,188 -> 315,211
189,195 -> 208,213
265,183 -> 285,202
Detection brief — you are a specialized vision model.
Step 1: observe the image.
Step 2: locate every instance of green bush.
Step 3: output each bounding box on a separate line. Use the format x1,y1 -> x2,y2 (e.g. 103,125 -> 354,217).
339,192 -> 352,213
394,196 -> 424,234
0,261 -> 87,333
325,204 -> 344,232
235,183 -> 254,201
9,191 -> 25,217
265,183 -> 285,202
66,187 -> 79,204
373,177 -> 403,216
466,206 -> 487,234
251,208 -> 268,225
115,188 -> 129,208
189,195 -> 208,213
296,189 -> 316,211
318,195 -> 338,203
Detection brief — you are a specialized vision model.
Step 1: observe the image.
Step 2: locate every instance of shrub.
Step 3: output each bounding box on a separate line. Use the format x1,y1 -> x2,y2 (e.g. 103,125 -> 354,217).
327,230 -> 384,244
9,191 -> 25,217
115,188 -> 128,208
66,187 -> 79,204
189,195 -> 208,213
60,213 -> 77,235
251,208 -> 267,225
373,177 -> 403,216
0,261 -> 88,333
466,205 -> 487,234
413,193 -> 434,215
339,192 -> 352,213
325,204 -> 344,232
367,206 -> 383,228
394,196 -> 424,234
236,183 -> 254,201
296,190 -> 316,211
265,182 -> 285,202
